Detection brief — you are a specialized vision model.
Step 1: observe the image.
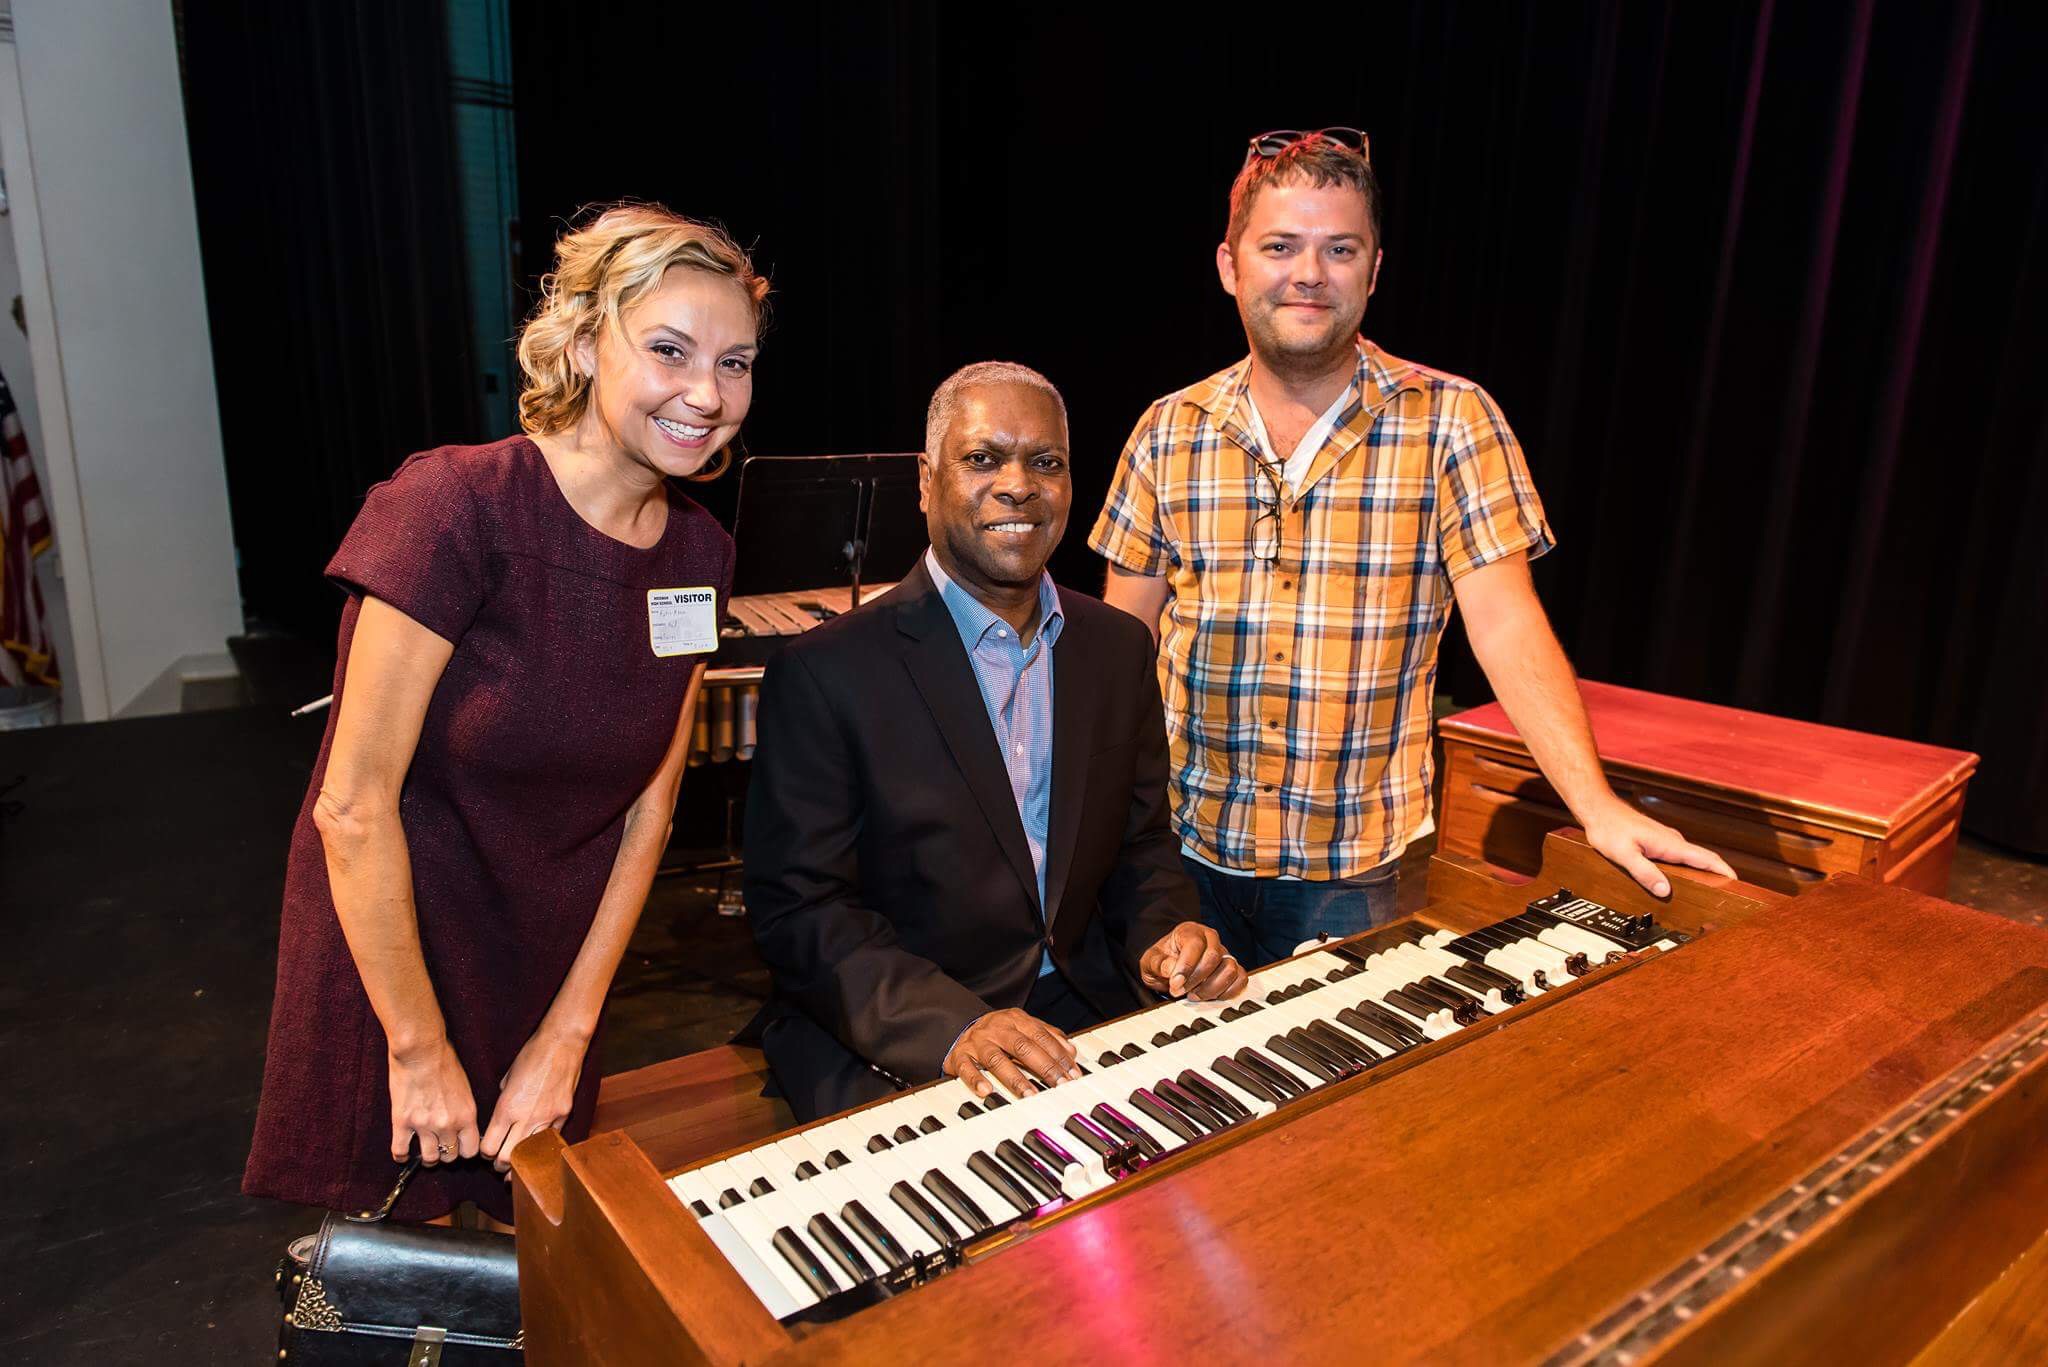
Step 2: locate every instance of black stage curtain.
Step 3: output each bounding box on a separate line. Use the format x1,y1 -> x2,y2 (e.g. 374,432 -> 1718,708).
504,1 -> 2046,853
180,3 -> 2045,851
181,0 -> 482,640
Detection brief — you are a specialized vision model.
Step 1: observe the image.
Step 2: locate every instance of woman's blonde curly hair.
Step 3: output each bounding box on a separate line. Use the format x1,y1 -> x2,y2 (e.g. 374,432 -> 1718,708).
516,203 -> 769,481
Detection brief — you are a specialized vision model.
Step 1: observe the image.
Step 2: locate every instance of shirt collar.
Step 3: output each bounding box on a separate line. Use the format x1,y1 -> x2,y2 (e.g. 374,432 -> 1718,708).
1189,337 -> 1422,432
924,546 -> 1064,651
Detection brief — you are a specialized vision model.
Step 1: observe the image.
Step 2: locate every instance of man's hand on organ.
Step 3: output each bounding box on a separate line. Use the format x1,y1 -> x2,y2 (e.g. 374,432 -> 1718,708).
1141,921 -> 1248,1001
944,1009 -> 1082,1100
1582,797 -> 1737,898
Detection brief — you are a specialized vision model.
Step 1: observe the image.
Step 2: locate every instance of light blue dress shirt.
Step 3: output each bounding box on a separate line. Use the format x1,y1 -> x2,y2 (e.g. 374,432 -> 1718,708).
925,547 -> 1063,976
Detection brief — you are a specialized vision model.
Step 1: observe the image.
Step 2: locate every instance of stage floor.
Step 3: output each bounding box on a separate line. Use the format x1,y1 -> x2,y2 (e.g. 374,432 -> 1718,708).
0,707 -> 2039,1363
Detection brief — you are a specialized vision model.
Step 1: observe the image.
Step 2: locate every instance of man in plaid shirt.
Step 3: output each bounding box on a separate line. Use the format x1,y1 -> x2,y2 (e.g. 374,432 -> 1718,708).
1091,129 -> 1730,966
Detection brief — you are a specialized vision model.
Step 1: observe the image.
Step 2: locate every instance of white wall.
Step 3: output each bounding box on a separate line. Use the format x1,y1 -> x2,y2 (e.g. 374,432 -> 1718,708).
0,0 -> 241,720
0,114 -> 78,721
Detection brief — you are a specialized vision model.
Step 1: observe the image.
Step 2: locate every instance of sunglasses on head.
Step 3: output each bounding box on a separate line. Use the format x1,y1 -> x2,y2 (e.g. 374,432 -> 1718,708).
1244,127 -> 1372,165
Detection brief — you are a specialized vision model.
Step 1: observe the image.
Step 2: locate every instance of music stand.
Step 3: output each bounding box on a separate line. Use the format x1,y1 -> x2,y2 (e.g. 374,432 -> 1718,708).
729,453 -> 926,603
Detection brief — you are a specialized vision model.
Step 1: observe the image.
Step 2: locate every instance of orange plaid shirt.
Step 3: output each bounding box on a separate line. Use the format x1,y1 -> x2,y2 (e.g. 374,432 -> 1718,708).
1089,339 -> 1553,879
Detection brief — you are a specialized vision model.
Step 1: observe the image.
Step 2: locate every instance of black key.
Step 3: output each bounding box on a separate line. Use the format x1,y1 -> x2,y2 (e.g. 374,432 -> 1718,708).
1266,1033 -> 1338,1082
1444,962 -> 1512,1003
982,1092 -> 1009,1109
1285,1027 -> 1354,1077
1288,1019 -> 1358,1070
718,1187 -> 746,1209
1179,1069 -> 1253,1122
1381,987 -> 1440,1023
1312,1023 -> 1376,1070
1236,1045 -> 1307,1098
1023,1128 -> 1083,1176
1152,1031 -> 1177,1048
1336,1007 -> 1408,1052
807,1212 -> 877,1283
1092,1103 -> 1165,1160
1129,1087 -> 1203,1141
1170,1024 -> 1195,1041
958,1101 -> 983,1119
1265,990 -> 1290,1006
890,1179 -> 962,1247
1451,954 -> 1525,995
918,1115 -> 946,1134
748,1177 -> 777,1197
1119,1041 -> 1147,1059
1188,1016 -> 1217,1034
1219,1006 -> 1243,1022
892,1124 -> 921,1144
994,1139 -> 1064,1202
770,1226 -> 840,1298
1154,1077 -> 1226,1132
1408,976 -> 1482,1024
1346,999 -> 1427,1047
1237,1000 -> 1264,1015
841,1201 -> 912,1271
1211,1055 -> 1281,1105
1098,1050 -> 1124,1068
1400,976 -> 1458,1012
922,1170 -> 994,1232
689,1198 -> 712,1217
824,1149 -> 852,1169
966,1150 -> 1039,1215
1064,1113 -> 1123,1162
794,1161 -> 821,1180
866,1134 -> 894,1153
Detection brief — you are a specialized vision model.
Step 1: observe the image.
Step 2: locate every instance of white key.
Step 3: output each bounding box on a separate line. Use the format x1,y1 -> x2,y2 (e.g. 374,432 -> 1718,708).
720,1198 -> 822,1310
693,1158 -> 746,1208
721,1149 -> 781,1201
800,1116 -> 869,1166
696,1209 -> 808,1318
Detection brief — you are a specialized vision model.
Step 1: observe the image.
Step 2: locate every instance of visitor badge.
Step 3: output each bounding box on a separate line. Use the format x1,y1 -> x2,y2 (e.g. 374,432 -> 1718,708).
647,586 -> 719,658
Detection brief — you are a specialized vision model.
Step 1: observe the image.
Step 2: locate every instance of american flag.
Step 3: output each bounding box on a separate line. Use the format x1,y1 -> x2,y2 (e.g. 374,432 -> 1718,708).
0,370 -> 58,689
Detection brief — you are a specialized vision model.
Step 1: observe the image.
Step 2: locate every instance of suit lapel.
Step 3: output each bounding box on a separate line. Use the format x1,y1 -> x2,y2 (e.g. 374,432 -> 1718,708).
1042,594 -> 1095,937
895,564 -> 1042,915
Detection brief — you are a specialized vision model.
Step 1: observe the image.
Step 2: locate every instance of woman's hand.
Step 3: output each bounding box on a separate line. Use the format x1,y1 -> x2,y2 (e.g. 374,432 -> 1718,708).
388,1038 -> 481,1167
481,1025 -> 589,1172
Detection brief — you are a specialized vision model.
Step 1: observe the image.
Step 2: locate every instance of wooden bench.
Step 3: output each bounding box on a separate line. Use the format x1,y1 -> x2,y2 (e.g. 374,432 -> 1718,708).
590,1045 -> 791,1174
1438,680 -> 1977,896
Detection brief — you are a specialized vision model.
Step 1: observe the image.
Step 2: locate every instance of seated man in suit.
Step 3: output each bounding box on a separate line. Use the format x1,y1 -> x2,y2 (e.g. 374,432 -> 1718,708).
744,361 -> 1248,1122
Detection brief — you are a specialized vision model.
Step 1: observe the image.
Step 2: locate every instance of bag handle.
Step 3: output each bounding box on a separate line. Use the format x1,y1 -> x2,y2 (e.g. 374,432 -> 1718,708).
344,1157 -> 421,1225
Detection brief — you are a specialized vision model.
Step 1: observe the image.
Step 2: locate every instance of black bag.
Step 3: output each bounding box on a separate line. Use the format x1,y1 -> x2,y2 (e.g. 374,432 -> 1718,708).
276,1160 -> 523,1364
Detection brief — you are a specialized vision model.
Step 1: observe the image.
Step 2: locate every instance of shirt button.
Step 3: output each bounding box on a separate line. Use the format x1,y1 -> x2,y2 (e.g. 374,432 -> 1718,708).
1280,579 -> 1293,590
1263,784 -> 1276,794
995,629 -> 1007,638
1273,650 -> 1286,662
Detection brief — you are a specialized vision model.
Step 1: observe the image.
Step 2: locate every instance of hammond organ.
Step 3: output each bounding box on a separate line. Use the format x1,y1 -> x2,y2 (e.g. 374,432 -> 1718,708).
511,832 -> 2048,1364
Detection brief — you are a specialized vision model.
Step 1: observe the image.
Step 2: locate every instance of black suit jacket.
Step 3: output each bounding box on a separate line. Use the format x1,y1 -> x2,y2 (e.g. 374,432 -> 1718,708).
742,558 -> 1193,1114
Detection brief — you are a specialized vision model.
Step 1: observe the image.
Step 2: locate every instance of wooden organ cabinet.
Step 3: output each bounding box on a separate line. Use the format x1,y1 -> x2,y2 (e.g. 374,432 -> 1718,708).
509,833 -> 2048,1364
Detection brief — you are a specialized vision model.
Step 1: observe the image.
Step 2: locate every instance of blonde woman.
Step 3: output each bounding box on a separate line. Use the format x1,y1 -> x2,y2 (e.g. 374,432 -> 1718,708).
244,204 -> 766,1225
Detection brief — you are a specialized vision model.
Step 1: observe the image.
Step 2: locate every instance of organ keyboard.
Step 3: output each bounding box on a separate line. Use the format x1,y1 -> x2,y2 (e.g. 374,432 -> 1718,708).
511,831 -> 2048,1364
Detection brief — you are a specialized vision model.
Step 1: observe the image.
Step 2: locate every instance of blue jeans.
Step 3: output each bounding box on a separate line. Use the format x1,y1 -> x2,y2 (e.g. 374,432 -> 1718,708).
1183,856 -> 1400,968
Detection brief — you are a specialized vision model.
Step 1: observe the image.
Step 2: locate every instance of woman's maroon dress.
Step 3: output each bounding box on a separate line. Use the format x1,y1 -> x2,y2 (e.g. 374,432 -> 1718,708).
244,436 -> 733,1222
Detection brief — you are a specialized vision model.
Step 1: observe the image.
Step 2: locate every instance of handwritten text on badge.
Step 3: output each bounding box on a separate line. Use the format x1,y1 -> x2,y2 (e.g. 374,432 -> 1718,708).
647,587 -> 719,658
